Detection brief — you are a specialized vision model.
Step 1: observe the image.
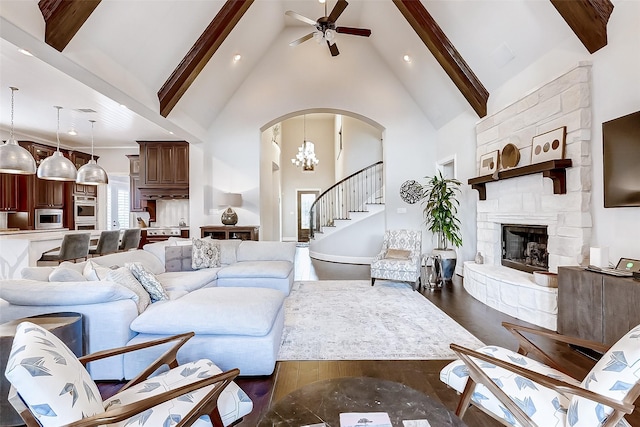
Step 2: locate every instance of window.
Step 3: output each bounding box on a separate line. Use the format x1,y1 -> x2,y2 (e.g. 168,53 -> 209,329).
106,176 -> 130,229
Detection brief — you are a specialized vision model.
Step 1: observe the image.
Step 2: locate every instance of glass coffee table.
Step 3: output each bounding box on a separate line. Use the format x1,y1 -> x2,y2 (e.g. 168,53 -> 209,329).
258,376 -> 467,427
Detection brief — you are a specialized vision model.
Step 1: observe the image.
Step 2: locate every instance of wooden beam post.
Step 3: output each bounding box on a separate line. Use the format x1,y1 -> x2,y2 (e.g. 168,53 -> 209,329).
393,0 -> 489,118
158,0 -> 254,118
38,0 -> 101,52
550,0 -> 614,54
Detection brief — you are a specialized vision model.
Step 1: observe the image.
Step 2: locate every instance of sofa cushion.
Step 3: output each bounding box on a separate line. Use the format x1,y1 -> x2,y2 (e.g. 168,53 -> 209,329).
142,240 -> 173,265
130,287 -> 285,336
192,238 -> 221,269
125,262 -> 169,302
236,241 -> 296,262
48,267 -> 86,282
104,267 -> 150,313
21,266 -> 54,281
218,240 -> 242,265
165,245 -> 194,272
158,269 -> 219,293
92,250 -> 165,275
5,322 -> 104,427
0,280 -> 138,306
217,261 -> 293,279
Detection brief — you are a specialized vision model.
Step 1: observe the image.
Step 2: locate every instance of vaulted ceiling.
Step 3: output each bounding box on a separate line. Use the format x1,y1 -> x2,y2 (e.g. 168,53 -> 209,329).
0,0 -> 612,150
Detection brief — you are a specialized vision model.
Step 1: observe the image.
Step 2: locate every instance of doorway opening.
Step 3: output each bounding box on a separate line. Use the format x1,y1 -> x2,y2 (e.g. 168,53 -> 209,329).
297,190 -> 319,242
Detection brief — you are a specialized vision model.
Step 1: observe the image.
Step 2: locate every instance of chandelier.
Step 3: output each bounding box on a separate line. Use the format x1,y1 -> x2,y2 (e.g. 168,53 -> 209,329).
291,115 -> 319,171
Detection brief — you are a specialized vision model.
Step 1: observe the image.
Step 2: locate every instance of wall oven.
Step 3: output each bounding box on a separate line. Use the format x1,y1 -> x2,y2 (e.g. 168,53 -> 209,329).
74,195 -> 97,230
35,209 -> 64,230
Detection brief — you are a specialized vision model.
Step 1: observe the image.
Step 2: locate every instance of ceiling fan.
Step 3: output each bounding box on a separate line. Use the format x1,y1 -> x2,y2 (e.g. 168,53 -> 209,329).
285,0 -> 372,57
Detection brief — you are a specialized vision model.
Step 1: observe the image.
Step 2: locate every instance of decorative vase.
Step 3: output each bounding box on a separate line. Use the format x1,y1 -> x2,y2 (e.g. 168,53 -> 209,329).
221,207 -> 238,225
475,252 -> 483,264
432,248 -> 457,281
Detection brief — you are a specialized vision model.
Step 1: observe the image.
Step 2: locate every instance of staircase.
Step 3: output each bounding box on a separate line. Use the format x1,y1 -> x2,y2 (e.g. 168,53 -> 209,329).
309,162 -> 385,264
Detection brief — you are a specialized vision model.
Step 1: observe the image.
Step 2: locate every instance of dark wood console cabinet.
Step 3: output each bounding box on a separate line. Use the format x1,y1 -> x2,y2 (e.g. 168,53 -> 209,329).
200,225 -> 259,241
558,266 -> 640,346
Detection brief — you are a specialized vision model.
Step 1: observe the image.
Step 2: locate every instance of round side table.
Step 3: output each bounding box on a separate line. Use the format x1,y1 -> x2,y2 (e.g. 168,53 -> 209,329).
0,312 -> 84,427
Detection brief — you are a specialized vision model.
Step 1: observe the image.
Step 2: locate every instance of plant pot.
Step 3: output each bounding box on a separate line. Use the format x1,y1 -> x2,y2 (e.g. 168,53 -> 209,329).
432,248 -> 457,281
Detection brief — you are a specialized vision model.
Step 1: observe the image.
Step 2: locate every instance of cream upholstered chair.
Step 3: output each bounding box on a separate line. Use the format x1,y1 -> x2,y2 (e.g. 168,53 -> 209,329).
370,229 -> 422,290
440,322 -> 640,427
5,322 -> 252,427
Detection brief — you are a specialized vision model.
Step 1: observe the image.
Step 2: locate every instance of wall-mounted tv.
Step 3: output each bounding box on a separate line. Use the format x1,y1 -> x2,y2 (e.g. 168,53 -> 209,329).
602,110 -> 640,208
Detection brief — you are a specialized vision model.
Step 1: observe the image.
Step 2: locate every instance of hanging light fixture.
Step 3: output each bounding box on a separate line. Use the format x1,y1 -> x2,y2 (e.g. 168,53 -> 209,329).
37,106 -> 78,181
0,87 -> 36,174
76,120 -> 108,185
291,115 -> 319,171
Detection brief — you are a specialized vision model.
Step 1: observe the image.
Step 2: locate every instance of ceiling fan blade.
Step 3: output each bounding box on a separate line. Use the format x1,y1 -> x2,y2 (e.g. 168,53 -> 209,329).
327,41 -> 340,57
336,26 -> 371,37
289,32 -> 315,47
285,10 -> 317,26
327,0 -> 348,22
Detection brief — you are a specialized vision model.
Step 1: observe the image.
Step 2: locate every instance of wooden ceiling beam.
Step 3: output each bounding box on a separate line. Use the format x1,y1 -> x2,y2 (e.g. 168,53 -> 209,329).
38,0 -> 101,52
393,0 -> 489,118
550,0 -> 614,54
158,0 -> 254,118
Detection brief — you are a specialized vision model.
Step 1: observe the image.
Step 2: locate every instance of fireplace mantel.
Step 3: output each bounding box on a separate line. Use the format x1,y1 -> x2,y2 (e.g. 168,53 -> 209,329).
468,159 -> 573,200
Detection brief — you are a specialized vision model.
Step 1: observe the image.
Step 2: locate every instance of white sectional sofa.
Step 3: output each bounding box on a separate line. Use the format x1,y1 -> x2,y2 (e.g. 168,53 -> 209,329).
0,239 -> 297,380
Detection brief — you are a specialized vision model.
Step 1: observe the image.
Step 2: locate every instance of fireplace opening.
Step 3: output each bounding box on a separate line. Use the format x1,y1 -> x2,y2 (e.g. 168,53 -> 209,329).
502,225 -> 549,273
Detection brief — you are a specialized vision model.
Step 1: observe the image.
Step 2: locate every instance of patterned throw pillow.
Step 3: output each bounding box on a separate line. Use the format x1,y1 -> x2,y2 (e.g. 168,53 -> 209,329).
104,267 -> 151,313
48,267 -> 86,282
192,238 -> 221,270
125,262 -> 169,302
4,322 -> 104,427
385,249 -> 411,260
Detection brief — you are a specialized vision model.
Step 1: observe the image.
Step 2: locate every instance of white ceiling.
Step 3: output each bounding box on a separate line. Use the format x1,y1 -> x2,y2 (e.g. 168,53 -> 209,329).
0,0 -> 577,150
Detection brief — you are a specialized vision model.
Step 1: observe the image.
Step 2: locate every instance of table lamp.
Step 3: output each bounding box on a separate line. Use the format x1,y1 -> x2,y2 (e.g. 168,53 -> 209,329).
221,193 -> 242,225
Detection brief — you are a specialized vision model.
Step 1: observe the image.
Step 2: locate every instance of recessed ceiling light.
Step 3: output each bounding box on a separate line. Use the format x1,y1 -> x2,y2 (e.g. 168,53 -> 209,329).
68,129 -> 77,136
168,131 -> 174,135
120,104 -> 127,109
403,54 -> 412,63
318,0 -> 326,3
233,54 -> 242,62
18,48 -> 33,56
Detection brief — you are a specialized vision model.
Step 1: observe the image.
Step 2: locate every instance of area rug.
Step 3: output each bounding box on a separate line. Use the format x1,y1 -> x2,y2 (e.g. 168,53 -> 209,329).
278,280 -> 485,360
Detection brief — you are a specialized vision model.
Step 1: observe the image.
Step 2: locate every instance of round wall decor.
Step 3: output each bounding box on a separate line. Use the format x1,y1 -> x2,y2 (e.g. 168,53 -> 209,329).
501,143 -> 520,168
400,180 -> 423,204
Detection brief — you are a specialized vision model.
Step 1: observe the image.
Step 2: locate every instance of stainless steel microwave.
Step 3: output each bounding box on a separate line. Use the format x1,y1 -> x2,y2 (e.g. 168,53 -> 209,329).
35,208 -> 64,230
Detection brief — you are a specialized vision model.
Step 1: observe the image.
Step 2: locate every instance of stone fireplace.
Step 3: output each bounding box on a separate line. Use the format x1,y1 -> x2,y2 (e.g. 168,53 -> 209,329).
502,224 -> 548,273
463,63 -> 594,330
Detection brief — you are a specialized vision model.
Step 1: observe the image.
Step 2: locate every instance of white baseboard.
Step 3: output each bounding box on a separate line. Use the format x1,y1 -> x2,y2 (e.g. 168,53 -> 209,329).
309,250 -> 373,265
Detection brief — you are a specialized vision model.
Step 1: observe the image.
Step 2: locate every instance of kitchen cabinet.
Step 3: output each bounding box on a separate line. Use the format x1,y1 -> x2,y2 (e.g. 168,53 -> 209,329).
34,178 -> 64,208
0,173 -> 18,211
200,225 -> 259,241
138,141 -> 189,189
558,266 -> 640,346
70,152 -> 97,197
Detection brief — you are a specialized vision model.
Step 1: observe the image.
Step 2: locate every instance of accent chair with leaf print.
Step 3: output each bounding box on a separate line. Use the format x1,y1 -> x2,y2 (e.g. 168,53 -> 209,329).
4,321 -> 252,427
370,229 -> 422,290
440,322 -> 640,427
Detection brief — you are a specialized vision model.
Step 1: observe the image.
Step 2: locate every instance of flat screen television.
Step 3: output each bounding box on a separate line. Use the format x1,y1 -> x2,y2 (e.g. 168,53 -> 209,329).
602,110 -> 640,208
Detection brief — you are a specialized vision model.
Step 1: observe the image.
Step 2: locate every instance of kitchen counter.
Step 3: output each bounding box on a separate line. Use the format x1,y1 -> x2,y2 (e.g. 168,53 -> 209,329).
0,229 -> 106,280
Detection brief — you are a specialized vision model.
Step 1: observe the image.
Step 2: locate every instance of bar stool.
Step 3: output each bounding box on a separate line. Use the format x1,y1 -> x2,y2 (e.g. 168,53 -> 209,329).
119,228 -> 141,251
88,230 -> 121,257
39,233 -> 91,264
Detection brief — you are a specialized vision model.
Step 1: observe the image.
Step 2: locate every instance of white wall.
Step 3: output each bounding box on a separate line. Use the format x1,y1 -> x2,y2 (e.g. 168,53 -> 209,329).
461,0 -> 640,264
337,116 -> 383,181
94,147 -> 138,177
191,28 -> 437,247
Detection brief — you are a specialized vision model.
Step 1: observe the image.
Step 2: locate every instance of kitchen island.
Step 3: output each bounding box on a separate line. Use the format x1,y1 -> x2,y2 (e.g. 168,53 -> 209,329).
0,229 -> 105,279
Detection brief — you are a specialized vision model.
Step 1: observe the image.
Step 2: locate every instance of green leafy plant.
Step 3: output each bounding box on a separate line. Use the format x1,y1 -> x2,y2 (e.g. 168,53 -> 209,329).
421,171 -> 462,250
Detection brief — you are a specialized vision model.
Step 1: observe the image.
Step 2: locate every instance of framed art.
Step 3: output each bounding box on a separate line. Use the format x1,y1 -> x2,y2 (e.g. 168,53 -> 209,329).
479,150 -> 499,176
531,126 -> 566,164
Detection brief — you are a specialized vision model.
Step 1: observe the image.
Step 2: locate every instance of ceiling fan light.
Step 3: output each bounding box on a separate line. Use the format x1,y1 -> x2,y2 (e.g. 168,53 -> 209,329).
313,31 -> 324,44
325,29 -> 336,43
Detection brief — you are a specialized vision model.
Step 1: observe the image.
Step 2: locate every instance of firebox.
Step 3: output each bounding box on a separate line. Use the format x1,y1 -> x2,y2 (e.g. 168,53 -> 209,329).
501,225 -> 549,273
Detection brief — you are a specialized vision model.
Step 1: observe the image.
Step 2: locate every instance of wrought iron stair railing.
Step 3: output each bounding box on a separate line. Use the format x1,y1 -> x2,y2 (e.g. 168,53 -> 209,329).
309,161 -> 384,239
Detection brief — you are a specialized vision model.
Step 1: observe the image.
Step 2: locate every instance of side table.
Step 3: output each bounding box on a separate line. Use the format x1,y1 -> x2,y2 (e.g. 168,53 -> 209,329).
0,312 -> 84,427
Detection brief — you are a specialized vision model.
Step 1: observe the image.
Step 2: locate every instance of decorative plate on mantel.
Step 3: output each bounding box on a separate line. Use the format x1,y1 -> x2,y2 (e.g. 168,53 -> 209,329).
501,143 -> 520,169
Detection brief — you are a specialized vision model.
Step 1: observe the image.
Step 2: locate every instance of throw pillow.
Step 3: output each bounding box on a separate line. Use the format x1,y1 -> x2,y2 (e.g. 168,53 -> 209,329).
125,262 -> 169,302
104,267 -> 151,313
192,238 -> 221,270
385,249 -> 411,260
48,267 -> 87,282
165,245 -> 193,272
5,322 -> 104,427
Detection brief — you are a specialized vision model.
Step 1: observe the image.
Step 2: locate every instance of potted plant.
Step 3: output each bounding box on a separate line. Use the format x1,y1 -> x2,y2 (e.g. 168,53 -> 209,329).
421,171 -> 463,280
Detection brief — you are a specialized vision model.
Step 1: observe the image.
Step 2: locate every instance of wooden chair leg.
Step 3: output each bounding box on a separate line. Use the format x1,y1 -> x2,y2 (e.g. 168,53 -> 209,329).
455,377 -> 476,418
210,407 -> 225,427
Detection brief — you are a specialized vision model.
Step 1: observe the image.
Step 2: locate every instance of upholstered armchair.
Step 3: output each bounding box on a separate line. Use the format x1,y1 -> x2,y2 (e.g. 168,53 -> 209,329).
5,322 -> 252,427
440,322 -> 640,427
370,229 -> 422,290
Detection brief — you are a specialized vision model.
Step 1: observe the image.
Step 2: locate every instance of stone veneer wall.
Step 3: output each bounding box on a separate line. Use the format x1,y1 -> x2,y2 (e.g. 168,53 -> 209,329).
475,63 -> 593,273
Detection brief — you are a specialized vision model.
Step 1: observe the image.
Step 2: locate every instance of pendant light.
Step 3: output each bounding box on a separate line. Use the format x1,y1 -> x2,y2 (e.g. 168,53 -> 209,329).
37,106 -> 78,181
0,87 -> 36,174
76,120 -> 108,185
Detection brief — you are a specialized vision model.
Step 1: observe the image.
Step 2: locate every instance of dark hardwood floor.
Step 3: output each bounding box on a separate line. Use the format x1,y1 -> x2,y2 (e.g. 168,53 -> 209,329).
98,248 -> 639,426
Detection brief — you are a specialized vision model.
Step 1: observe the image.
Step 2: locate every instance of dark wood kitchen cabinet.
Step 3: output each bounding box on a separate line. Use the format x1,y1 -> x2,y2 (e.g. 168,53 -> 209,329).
558,266 -> 640,346
0,173 -> 18,211
70,151 -> 97,197
34,178 -> 64,208
138,141 -> 189,188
